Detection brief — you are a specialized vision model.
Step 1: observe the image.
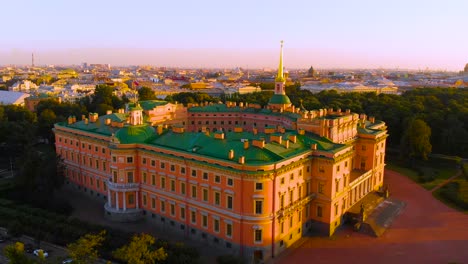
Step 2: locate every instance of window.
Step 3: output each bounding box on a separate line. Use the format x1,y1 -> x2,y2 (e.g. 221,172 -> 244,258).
215,175 -> 221,183
318,182 -> 324,194
128,194 -> 134,204
335,179 -> 340,193
280,177 -> 285,184
360,161 -> 366,170
127,157 -> 133,163
103,161 -> 106,171
127,172 -> 134,183
280,194 -> 284,208
336,165 -> 340,172
319,166 -> 325,173
96,179 -> 100,188
202,215 -> 208,228
161,177 -> 166,189
202,188 -> 208,202
143,195 -> 147,206
95,160 -> 99,169
213,219 -> 220,233
191,211 -> 196,224
255,200 -> 263,214
254,229 -> 262,242
255,182 -> 263,191
191,169 -> 197,177
226,223 -> 232,237
181,182 -> 186,195
226,195 -> 233,209
151,174 -> 156,185
289,190 -> 294,204
290,173 -> 294,180
362,145 -> 367,151
170,180 -> 175,192
95,146 -> 98,152
345,161 -> 348,167
214,192 -> 220,205
170,204 -> 175,216
181,167 -> 186,174
151,160 -> 155,166
335,204 -> 339,216
142,158 -> 147,165
160,162 -> 165,169
170,164 -> 175,171
203,172 -> 208,180
191,185 -> 197,198
180,208 -> 185,219
160,201 -> 166,212
227,178 -> 233,186
317,205 -> 323,217
151,198 -> 156,209
142,172 -> 147,184
289,215 -> 293,227
307,166 -> 310,172
113,171 -> 117,182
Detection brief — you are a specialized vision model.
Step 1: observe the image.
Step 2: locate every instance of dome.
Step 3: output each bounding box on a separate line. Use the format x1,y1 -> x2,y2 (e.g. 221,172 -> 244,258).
115,124 -> 155,144
268,94 -> 292,105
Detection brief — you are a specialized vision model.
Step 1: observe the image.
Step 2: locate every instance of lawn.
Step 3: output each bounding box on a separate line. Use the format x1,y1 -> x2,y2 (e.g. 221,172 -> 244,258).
433,178 -> 468,213
386,158 -> 458,191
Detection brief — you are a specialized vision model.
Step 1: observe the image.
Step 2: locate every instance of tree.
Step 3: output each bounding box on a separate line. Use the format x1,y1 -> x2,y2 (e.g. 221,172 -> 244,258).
401,118 -> 432,161
3,242 -> 33,264
67,230 -> 106,264
113,233 -> 168,264
138,87 -> 157,101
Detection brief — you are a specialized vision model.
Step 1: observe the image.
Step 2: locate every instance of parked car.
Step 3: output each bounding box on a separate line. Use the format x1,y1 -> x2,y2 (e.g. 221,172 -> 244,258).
33,249 -> 49,258
62,259 -> 74,264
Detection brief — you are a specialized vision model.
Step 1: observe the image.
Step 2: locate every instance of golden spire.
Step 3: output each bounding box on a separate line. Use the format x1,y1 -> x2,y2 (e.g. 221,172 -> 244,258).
275,40 -> 285,82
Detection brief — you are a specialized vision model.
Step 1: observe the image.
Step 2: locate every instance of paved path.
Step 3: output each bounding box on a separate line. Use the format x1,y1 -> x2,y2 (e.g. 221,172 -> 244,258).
273,170 -> 468,264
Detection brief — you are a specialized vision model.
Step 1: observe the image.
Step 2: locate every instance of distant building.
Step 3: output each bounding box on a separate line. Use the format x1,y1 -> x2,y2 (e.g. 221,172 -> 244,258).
464,63 -> 468,73
54,43 -> 388,263
24,94 -> 61,112
0,90 -> 30,105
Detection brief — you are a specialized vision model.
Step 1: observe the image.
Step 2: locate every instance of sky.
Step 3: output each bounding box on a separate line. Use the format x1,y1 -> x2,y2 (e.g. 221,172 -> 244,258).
0,0 -> 467,70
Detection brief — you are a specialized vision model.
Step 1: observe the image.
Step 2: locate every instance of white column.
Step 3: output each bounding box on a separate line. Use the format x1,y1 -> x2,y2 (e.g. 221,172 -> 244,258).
136,191 -> 139,209
107,189 -> 111,206
116,192 -> 119,210
123,191 -> 127,211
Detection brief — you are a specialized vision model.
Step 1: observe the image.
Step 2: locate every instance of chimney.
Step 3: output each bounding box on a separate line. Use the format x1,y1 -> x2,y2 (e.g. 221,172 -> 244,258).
346,109 -> 351,114
84,118 -> 89,125
253,127 -> 258,135
89,113 -> 98,123
82,114 -> 86,121
289,135 -> 297,143
337,108 -> 341,113
369,116 -> 375,123
238,156 -> 245,164
285,140 -> 290,149
72,116 -> 76,123
214,132 -> 225,139
234,126 -> 243,133
67,116 -> 73,124
106,110 -> 112,115
311,143 -> 317,150
252,139 -> 265,148
228,149 -> 234,160
244,140 -> 249,149
298,129 -> 305,135
157,125 -> 163,135
270,134 -> 282,144
105,118 -> 111,125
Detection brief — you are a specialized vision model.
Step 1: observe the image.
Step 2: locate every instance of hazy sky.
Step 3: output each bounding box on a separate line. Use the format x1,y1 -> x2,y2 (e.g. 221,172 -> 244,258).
1,0 -> 467,70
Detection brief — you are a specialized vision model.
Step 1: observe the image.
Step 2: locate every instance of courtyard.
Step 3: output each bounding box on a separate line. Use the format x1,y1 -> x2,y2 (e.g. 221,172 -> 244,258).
274,169 -> 468,264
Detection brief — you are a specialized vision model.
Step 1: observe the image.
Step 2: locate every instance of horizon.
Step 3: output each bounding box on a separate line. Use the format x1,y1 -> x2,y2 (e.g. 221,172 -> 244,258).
1,0 -> 467,71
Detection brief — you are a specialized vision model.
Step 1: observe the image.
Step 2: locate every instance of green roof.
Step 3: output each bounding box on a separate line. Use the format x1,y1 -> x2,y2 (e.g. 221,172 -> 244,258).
115,125 -> 155,144
268,94 -> 291,104
139,100 -> 169,110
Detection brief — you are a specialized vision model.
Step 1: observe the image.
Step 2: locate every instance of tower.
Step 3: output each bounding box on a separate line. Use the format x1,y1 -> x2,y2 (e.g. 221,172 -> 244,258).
32,53 -> 34,67
268,41 -> 292,110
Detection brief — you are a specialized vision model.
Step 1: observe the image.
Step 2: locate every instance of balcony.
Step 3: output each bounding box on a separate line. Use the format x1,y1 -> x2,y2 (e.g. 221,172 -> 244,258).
349,169 -> 373,188
107,180 -> 140,191
104,202 -> 143,222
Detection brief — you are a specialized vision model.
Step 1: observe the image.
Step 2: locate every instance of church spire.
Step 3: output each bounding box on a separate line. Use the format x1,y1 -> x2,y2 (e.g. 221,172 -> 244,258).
275,40 -> 285,83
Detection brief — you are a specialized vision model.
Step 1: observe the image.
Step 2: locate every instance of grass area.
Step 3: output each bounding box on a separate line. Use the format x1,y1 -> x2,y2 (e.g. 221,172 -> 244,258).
386,158 -> 458,190
433,178 -> 468,213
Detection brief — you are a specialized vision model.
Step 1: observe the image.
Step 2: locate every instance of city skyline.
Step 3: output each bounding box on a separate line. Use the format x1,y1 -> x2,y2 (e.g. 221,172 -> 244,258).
1,0 -> 467,70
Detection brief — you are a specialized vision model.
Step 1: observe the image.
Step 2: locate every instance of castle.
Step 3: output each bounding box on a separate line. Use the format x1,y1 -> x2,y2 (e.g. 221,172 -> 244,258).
54,43 -> 387,262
